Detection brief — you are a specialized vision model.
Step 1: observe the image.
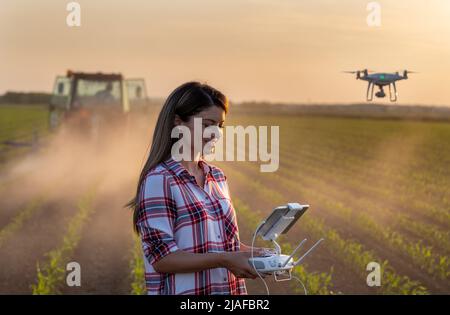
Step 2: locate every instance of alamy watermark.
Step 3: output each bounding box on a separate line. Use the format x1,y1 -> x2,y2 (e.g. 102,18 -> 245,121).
366,2 -> 381,27
66,261 -> 81,287
366,261 -> 381,287
66,2 -> 81,27
171,118 -> 279,172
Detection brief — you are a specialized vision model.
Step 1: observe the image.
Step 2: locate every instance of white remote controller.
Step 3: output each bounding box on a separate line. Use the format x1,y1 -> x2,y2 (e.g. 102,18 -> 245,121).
248,254 -> 294,272
248,203 -> 323,279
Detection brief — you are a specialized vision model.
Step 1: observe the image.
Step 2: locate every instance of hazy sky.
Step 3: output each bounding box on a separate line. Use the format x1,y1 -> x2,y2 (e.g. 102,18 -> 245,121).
1,0 -> 449,105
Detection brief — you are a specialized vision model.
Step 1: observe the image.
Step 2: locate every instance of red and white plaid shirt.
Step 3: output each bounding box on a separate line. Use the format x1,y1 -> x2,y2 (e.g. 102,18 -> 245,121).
136,156 -> 247,295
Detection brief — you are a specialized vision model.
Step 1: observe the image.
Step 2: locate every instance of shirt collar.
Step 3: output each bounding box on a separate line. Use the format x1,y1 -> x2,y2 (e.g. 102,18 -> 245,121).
163,155 -> 211,179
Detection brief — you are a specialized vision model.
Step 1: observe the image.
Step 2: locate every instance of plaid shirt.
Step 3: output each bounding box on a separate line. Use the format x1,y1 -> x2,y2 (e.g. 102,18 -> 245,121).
136,156 -> 247,295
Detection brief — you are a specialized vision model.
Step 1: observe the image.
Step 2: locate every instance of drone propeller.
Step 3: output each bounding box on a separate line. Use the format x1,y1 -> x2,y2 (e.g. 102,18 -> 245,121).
400,70 -> 418,79
343,69 -> 369,72
342,69 -> 375,74
342,69 -> 372,80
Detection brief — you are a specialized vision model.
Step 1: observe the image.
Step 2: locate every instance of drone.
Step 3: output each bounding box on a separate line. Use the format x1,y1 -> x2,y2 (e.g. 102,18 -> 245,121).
343,69 -> 416,102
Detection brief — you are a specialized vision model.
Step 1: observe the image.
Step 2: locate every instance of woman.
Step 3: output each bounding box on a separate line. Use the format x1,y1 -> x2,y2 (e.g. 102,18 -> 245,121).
127,81 -> 265,295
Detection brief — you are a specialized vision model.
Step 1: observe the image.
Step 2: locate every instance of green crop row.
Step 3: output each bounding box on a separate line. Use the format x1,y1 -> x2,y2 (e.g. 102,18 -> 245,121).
271,149 -> 450,256
232,198 -> 333,295
31,185 -> 99,294
266,114 -> 449,178
279,139 -> 450,217
279,147 -> 449,229
231,114 -> 450,204
275,157 -> 450,277
0,171 -> 75,249
220,163 -> 429,294
236,160 -> 449,282
277,129 -> 450,209
0,196 -> 46,249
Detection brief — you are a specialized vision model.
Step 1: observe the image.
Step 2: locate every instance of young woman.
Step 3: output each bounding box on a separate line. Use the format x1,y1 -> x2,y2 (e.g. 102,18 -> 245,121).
127,81 -> 266,295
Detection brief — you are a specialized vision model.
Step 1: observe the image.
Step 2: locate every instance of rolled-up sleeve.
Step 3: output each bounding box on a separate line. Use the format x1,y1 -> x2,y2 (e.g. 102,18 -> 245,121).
136,173 -> 179,266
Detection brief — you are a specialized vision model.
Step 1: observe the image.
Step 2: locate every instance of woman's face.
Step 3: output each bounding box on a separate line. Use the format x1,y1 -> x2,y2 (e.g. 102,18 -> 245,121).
176,105 -> 225,159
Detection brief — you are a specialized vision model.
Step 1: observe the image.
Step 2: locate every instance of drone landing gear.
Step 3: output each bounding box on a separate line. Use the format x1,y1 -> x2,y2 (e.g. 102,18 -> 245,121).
366,82 -> 375,101
389,82 -> 398,102
367,83 -> 398,102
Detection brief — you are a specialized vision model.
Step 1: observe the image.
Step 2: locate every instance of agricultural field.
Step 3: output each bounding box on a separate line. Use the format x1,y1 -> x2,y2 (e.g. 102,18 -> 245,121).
0,105 -> 49,166
0,103 -> 449,294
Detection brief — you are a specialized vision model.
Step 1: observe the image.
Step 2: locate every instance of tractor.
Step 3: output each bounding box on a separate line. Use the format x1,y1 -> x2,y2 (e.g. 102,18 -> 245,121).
48,70 -> 147,138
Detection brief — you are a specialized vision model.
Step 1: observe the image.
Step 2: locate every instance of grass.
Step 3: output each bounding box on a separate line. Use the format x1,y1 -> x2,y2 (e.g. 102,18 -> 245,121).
0,104 -> 48,144
0,104 -> 49,168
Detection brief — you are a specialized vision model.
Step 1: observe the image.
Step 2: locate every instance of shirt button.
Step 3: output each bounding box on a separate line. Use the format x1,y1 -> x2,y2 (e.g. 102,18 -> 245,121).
217,235 -> 221,239
223,277 -> 227,282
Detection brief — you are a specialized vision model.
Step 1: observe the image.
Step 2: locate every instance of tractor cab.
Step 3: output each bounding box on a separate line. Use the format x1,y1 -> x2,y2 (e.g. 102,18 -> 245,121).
49,70 -> 147,131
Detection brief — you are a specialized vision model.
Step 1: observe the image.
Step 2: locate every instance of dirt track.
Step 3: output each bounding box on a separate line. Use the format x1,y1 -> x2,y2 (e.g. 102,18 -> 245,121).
0,111 -> 150,294
59,184 -> 134,294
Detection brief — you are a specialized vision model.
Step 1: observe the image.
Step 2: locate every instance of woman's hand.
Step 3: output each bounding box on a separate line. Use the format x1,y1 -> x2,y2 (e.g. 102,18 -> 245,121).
220,251 -> 264,279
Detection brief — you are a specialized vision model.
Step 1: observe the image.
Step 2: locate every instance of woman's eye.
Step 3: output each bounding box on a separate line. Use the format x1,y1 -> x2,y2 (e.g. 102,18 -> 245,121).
203,123 -> 224,129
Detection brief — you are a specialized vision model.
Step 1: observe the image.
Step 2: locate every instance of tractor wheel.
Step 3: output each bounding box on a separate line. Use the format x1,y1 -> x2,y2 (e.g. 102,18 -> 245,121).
49,109 -> 61,131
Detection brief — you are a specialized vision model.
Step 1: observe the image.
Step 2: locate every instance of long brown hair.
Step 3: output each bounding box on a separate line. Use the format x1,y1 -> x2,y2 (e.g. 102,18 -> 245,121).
126,81 -> 228,233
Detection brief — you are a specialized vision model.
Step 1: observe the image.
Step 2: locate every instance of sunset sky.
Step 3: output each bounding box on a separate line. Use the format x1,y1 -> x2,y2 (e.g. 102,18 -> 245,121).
1,0 -> 449,105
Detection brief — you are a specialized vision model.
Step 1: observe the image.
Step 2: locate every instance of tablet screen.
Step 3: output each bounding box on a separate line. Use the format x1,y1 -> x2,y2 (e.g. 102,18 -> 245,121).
257,203 -> 309,240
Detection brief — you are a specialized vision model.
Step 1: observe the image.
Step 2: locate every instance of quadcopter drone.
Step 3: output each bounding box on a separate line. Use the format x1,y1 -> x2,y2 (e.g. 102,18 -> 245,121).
344,69 -> 416,102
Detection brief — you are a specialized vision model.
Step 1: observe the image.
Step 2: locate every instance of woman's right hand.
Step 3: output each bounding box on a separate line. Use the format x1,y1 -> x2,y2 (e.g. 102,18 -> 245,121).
220,251 -> 265,279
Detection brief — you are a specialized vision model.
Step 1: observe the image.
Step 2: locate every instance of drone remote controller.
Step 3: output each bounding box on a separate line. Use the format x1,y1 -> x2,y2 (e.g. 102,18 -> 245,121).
248,254 -> 294,272
248,203 -> 324,277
